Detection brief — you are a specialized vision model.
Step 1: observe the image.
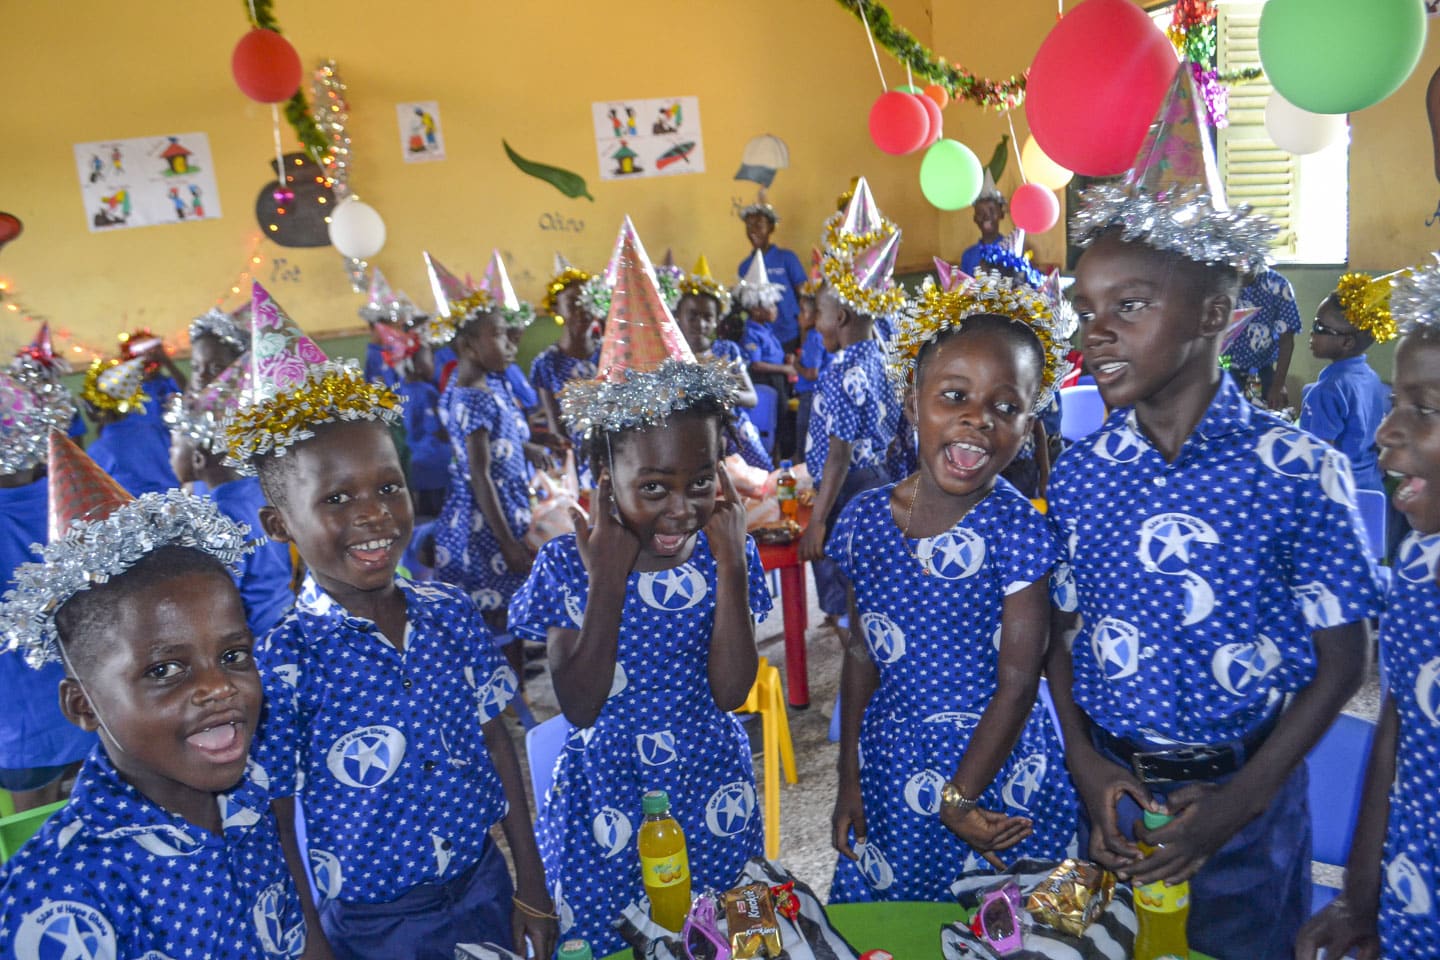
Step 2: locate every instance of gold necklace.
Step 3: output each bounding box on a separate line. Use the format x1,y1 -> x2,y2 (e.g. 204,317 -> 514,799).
899,478 -> 930,575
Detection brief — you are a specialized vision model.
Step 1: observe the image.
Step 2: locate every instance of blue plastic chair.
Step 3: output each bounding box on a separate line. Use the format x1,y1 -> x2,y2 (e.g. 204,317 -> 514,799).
1306,713 -> 1376,912
525,713 -> 570,808
1058,385 -> 1106,443
751,384 -> 779,456
1076,375 -> 1096,387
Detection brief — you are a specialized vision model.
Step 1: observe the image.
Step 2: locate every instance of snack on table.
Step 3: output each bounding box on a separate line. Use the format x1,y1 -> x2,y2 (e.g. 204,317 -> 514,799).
723,882 -> 783,958
1023,858 -> 1115,938
752,521 -> 802,545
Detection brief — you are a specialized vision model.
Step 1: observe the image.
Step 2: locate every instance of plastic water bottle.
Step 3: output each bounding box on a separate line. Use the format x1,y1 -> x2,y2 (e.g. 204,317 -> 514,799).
556,939 -> 593,960
777,460 -> 798,523
1134,810 -> 1190,960
638,790 -> 692,932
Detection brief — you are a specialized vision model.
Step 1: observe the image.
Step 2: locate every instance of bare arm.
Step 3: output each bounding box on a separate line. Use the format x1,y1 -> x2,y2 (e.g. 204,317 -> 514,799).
798,438 -> 852,562
704,466 -> 759,711
482,717 -> 558,959
832,588 -> 881,860
1267,332 -> 1296,409
271,796 -> 336,960
1031,420 -> 1051,500
729,363 -> 759,408
537,387 -> 563,441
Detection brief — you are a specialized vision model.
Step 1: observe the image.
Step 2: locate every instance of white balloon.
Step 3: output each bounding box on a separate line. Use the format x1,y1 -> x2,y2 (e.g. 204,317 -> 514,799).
1264,94 -> 1347,156
327,197 -> 387,259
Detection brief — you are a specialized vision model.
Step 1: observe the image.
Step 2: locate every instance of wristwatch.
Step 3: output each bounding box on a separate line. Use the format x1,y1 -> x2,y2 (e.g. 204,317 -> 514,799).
940,781 -> 977,815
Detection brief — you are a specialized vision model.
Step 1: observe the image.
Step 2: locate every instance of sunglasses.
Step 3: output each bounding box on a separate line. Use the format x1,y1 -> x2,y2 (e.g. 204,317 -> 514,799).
682,893 -> 730,960
969,881 -> 1025,956
1312,321 -> 1349,337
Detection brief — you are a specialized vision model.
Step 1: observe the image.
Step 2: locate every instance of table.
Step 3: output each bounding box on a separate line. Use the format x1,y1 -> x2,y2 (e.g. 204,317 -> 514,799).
755,506 -> 812,709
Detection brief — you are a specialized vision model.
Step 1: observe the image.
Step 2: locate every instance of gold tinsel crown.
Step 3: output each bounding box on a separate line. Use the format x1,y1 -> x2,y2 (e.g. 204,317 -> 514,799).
1336,271 -> 1402,344
542,267 -> 595,319
80,358 -> 147,416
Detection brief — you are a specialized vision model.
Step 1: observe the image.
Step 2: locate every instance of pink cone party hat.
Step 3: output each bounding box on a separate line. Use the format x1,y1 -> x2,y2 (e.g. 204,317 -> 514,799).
247,282 -> 330,402
165,350 -> 255,458
1070,64 -> 1276,277
422,252 -> 495,344
932,257 -> 966,293
46,430 -> 134,541
478,251 -> 522,314
596,217 -> 693,380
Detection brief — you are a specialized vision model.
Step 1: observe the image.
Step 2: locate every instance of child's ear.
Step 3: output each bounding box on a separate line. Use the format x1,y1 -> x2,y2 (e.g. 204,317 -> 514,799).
59,676 -> 100,733
1198,291 -> 1234,338
904,386 -> 919,426
259,504 -> 294,545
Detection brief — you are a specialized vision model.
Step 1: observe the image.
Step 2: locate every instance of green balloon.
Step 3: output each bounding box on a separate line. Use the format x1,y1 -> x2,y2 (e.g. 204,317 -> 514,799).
896,83 -> 923,94
920,139 -> 983,211
1260,0 -> 1426,114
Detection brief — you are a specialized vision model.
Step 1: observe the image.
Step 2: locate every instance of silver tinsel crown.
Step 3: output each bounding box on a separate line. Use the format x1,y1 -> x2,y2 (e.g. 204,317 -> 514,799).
1,372 -> 76,476
559,356 -> 738,440
189,307 -> 252,354
1393,255 -> 1440,334
0,490 -> 253,667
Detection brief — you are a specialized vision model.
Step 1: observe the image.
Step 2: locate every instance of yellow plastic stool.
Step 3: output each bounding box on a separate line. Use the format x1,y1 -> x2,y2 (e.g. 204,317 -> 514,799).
737,657 -> 797,859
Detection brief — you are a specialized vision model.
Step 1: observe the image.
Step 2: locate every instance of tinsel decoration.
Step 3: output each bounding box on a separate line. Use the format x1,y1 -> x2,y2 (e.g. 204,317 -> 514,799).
833,0 -> 1027,110
542,267 -> 595,320
888,268 -> 1075,408
560,356 -> 738,440
0,490 -> 253,668
676,274 -> 734,317
1391,256 -> 1440,335
245,0 -> 327,163
80,357 -> 149,416
0,370 -> 75,477
1336,272 -> 1400,344
309,60 -> 371,292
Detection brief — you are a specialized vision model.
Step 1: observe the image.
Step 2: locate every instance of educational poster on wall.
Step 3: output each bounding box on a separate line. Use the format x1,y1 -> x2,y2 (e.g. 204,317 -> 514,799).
398,101 -> 446,163
591,96 -> 704,181
73,133 -> 221,233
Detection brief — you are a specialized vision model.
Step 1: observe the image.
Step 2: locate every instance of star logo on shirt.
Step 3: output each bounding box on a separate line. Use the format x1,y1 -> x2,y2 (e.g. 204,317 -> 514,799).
592,806 -> 633,858
1292,581 -> 1344,629
1138,513 -> 1218,575
637,565 -> 707,611
13,901 -> 117,960
1093,427 -> 1144,465
860,611 -> 907,664
1318,451 -> 1358,508
1397,534 -> 1440,585
916,528 -> 986,580
1257,428 -> 1325,478
857,839 -> 895,891
1387,853 -> 1433,916
903,769 -> 946,816
1211,634 -> 1282,697
308,849 -> 344,900
326,725 -> 407,789
1000,753 -> 1048,813
635,730 -> 679,767
705,780 -> 757,837
1415,657 -> 1440,726
252,880 -> 306,956
1090,617 -> 1140,681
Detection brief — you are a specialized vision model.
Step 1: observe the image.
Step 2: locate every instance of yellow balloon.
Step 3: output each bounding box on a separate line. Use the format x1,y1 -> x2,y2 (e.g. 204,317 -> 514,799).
1021,135 -> 1074,191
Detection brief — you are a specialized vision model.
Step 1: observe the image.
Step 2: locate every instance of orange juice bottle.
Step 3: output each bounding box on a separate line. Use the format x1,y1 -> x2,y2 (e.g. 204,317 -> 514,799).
1134,811 -> 1190,960
638,790 -> 692,932
777,460 -> 798,522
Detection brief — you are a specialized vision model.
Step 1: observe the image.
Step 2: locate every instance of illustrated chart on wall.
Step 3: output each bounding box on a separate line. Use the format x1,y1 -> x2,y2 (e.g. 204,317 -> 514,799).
591,96 -> 704,181
397,101 -> 446,163
72,133 -> 222,232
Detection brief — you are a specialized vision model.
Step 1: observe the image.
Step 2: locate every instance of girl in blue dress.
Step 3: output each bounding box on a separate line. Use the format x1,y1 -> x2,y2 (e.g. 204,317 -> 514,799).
510,221 -> 769,955
1297,267 -> 1440,959
830,269 -> 1078,903
533,264 -> 602,460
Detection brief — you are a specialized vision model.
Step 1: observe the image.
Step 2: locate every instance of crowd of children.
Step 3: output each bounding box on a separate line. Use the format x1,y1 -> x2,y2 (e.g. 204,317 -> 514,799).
0,61 -> 1437,960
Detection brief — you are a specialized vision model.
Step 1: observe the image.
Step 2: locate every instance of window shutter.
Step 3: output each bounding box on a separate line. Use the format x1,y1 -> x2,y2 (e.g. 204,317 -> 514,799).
1217,3 -> 1299,258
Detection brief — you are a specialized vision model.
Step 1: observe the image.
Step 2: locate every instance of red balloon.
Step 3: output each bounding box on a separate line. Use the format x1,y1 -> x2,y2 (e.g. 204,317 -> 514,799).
1011,183 -> 1061,234
1026,0 -> 1179,177
915,93 -> 943,148
231,28 -> 303,104
869,91 -> 930,156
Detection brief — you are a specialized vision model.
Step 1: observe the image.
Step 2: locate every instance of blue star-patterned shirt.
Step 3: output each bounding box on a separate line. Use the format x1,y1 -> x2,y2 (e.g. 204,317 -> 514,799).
208,476 -> 295,637
0,747 -> 306,959
741,319 -> 785,366
1224,268 -> 1302,374
1299,355 -> 1390,492
1378,532 -> 1440,954
1048,375 -> 1384,744
709,340 -> 772,470
805,338 -> 900,484
252,575 -> 517,904
363,341 -> 401,390
793,329 -> 830,397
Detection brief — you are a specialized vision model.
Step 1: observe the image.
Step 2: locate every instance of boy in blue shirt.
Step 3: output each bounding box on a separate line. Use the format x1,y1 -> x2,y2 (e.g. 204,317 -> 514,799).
224,283 -> 556,960
374,323 -> 450,518
1224,266 -> 1302,411
1299,276 -> 1395,492
738,196 -> 808,350
793,287 -> 830,455
0,371 -> 95,812
1049,69 -> 1383,959
797,177 -> 904,621
0,433 -> 309,958
81,354 -> 180,496
735,248 -> 797,457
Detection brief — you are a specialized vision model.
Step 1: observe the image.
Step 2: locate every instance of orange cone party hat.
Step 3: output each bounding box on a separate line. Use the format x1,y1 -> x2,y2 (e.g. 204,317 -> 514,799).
0,430 -> 251,667
560,218 -> 735,439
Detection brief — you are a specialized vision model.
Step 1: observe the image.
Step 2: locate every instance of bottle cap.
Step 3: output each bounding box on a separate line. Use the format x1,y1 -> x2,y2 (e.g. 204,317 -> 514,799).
780,459 -> 792,469
1142,810 -> 1173,830
557,939 -> 594,960
642,789 -> 670,815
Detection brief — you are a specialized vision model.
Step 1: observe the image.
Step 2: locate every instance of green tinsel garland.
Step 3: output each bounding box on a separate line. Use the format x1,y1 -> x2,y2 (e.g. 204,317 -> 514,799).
833,0 -> 1028,111
244,0 -> 328,164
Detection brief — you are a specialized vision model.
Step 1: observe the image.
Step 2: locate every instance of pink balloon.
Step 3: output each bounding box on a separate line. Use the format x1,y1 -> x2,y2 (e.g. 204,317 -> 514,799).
1026,0 -> 1179,177
1011,183 -> 1061,233
915,93 -> 943,149
869,91 -> 930,156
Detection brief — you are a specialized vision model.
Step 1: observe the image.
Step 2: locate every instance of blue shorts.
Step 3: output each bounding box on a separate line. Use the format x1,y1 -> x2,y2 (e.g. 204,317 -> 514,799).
321,837 -> 514,960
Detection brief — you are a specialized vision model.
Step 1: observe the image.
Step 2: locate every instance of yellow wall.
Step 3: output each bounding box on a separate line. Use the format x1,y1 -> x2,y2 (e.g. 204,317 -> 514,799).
0,0 -> 941,354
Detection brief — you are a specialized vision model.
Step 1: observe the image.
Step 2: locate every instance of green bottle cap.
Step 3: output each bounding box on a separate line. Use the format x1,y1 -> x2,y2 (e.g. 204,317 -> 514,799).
557,939 -> 594,960
642,790 -> 670,815
1142,810 -> 1173,830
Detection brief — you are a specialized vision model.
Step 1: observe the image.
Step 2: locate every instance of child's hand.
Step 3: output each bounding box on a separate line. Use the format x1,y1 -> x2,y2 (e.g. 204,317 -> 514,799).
1067,744 -> 1155,871
940,805 -> 1033,853
1125,781 -> 1250,886
501,539 -> 535,577
523,441 -> 554,472
704,463 -> 747,566
798,517 -> 827,563
510,887 -> 559,960
571,475 -> 640,576
1294,895 -> 1381,960
831,776 -> 867,861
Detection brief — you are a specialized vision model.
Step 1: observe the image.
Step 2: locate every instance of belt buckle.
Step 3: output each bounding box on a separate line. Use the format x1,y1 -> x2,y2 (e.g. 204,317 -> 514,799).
1130,744 -> 1225,785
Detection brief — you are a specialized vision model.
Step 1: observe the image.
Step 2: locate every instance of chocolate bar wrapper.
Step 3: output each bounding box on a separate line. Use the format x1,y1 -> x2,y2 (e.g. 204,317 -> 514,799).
724,882 -> 783,958
1023,859 -> 1115,938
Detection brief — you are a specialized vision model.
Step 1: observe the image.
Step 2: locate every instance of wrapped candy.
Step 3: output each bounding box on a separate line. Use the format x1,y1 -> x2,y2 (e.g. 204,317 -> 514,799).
1023,859 -> 1115,938
723,883 -> 782,959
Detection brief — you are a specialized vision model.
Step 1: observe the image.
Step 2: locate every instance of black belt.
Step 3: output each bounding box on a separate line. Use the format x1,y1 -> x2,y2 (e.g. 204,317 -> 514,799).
1092,710 -> 1281,785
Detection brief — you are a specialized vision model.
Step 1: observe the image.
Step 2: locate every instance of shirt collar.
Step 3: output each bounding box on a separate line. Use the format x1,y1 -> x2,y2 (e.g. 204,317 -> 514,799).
1319,355 -> 1369,379
295,572 -> 421,630
1120,374 -> 1253,450
69,747 -> 271,850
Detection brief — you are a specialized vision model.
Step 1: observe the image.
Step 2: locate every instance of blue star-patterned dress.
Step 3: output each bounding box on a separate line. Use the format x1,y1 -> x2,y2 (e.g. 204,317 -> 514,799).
252,575 -> 517,906
1224,268 -> 1302,375
827,482 -> 1077,903
509,533 -> 773,955
804,338 -> 900,485
531,344 -> 597,437
0,747 -> 306,959
1048,377 -> 1384,746
1378,531 -> 1440,954
709,340 -> 771,470
434,380 -> 533,613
